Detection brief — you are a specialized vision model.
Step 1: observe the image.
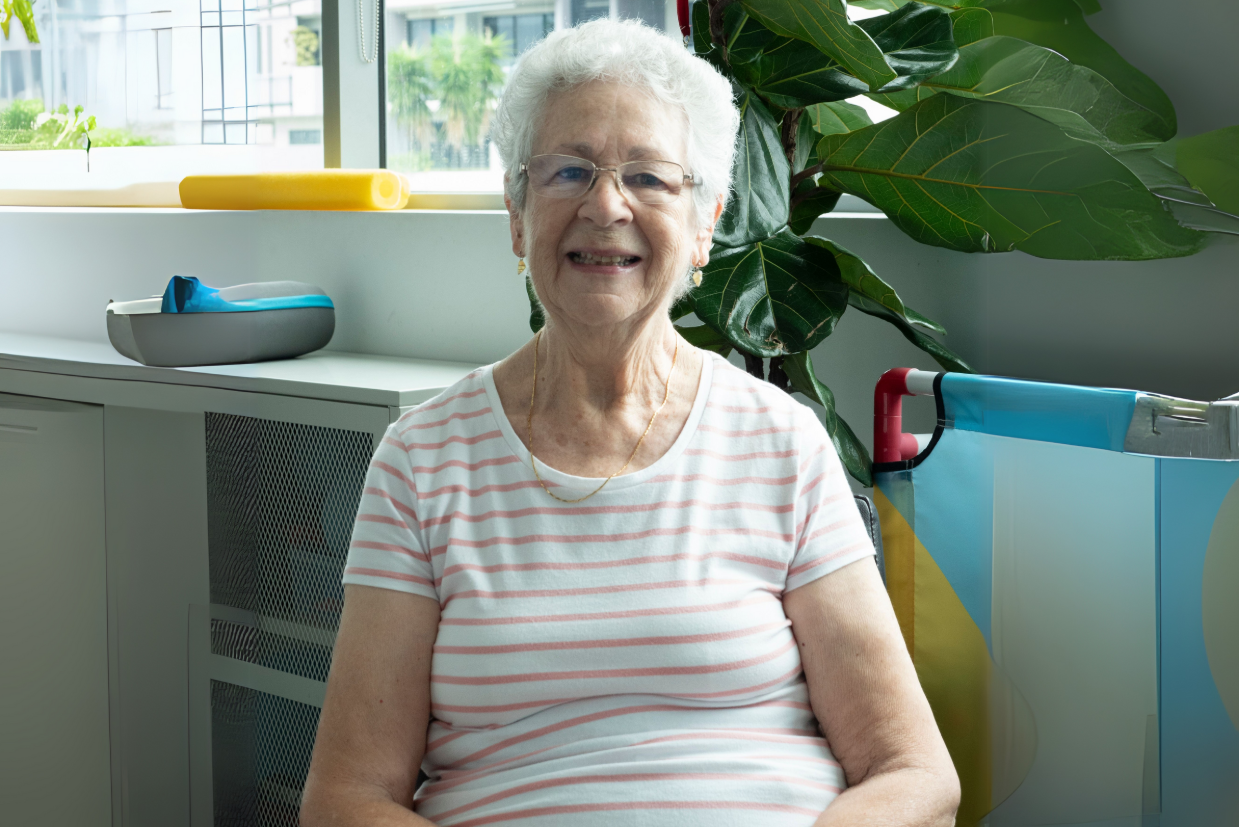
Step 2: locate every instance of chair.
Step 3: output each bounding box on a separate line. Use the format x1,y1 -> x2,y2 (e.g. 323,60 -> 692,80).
853,493 -> 885,583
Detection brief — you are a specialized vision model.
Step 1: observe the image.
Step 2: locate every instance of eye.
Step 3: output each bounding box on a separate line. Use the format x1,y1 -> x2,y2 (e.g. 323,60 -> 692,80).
552,165 -> 591,182
625,172 -> 671,190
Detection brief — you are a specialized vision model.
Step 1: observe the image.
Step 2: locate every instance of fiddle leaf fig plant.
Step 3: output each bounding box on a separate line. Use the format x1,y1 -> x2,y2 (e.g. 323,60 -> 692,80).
664,0 -> 1239,486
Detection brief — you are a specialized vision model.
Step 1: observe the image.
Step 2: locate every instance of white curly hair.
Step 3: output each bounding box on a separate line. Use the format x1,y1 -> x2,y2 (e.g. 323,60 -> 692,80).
490,17 -> 740,228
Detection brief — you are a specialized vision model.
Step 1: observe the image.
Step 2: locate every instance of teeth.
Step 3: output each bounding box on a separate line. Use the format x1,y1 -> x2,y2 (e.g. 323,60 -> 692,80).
572,252 -> 637,266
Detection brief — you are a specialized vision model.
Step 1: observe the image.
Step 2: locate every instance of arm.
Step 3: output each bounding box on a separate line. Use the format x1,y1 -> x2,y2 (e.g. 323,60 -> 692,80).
783,558 -> 960,826
301,584 -> 442,827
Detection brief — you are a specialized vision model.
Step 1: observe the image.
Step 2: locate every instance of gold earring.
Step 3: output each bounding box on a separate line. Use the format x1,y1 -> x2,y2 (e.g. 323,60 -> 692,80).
691,265 -> 703,287
517,258 -> 526,276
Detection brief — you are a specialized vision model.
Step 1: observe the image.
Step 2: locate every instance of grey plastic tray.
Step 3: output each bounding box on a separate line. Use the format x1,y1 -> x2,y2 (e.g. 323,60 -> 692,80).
107,307 -> 335,367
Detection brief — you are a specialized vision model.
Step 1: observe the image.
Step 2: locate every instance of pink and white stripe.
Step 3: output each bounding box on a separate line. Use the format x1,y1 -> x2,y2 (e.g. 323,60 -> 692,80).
343,352 -> 875,826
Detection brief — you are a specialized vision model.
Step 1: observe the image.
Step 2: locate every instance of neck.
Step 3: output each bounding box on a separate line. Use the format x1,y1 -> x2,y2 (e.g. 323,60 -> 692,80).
537,315 -> 682,414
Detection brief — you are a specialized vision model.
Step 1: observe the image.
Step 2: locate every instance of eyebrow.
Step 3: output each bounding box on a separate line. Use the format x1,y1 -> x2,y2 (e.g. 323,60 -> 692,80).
553,144 -> 672,162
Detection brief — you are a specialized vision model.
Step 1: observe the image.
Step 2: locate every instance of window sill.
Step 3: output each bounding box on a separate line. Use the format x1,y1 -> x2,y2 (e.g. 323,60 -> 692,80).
0,185 -> 506,210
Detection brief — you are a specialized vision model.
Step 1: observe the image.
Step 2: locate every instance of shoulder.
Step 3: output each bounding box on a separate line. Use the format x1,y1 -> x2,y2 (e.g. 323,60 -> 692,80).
706,354 -> 828,436
386,366 -> 494,447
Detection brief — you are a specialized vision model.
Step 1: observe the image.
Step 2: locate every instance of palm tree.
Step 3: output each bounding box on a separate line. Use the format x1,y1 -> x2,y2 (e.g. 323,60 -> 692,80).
387,44 -> 435,151
431,31 -> 507,149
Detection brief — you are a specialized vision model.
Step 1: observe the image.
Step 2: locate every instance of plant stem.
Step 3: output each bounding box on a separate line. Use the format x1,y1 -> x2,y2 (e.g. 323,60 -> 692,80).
743,351 -> 765,381
790,162 -> 824,191
707,0 -> 737,60
780,109 -> 803,169
768,356 -> 791,393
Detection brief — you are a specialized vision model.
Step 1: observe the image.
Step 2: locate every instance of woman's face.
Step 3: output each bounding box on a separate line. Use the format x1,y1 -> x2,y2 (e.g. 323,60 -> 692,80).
508,80 -> 719,334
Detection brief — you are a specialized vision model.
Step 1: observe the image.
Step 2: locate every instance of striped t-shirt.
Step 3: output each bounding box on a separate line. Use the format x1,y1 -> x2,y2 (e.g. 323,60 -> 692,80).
343,351 -> 876,826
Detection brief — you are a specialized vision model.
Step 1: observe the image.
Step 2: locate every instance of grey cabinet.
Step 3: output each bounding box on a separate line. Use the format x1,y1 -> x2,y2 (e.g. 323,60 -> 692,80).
0,394 -> 110,827
0,333 -> 477,827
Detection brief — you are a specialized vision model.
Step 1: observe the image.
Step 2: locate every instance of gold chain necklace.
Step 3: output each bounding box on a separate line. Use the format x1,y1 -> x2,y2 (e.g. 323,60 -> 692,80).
527,329 -> 679,503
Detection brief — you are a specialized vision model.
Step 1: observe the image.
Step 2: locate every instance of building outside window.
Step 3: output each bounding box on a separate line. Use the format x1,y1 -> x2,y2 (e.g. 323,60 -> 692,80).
384,0 -> 679,194
407,16 -> 454,51
482,14 -> 553,66
0,0 -> 325,179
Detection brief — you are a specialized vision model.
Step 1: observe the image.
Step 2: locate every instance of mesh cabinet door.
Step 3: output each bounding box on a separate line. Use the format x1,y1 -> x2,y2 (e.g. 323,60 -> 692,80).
204,413 -> 375,827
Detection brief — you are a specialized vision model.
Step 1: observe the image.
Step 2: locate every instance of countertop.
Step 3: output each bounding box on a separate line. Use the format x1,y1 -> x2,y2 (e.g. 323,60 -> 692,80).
0,331 -> 481,408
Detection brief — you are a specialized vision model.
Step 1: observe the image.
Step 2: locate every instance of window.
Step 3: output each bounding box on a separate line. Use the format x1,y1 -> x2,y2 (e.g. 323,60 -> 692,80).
482,14 -> 554,66
570,0 -> 609,26
0,0 -> 324,182
383,0 -> 679,194
156,29 -> 175,110
407,16 -> 454,51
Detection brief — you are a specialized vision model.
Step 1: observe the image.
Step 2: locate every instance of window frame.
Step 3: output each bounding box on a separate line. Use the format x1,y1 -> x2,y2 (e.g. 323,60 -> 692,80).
0,0 -> 685,207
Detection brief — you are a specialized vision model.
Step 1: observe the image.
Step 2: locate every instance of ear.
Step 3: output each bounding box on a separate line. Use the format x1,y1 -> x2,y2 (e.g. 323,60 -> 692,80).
505,192 -> 525,257
692,195 -> 725,267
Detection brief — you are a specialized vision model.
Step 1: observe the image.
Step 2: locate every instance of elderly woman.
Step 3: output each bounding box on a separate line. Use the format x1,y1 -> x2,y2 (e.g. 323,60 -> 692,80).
302,19 -> 958,827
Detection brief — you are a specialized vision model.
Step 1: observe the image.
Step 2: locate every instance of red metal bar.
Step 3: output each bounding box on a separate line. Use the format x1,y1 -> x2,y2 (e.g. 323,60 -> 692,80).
874,367 -> 921,464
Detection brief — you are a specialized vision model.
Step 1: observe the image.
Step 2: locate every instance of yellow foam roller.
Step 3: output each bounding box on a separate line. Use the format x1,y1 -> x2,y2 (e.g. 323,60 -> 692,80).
179,170 -> 408,211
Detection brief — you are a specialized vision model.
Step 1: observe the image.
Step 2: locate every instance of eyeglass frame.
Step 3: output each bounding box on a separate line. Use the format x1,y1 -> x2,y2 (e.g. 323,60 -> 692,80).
518,154 -> 697,203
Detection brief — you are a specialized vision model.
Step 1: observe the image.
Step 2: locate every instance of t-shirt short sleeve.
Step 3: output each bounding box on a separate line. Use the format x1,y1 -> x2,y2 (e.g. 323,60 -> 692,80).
785,406 -> 876,593
341,423 -> 438,602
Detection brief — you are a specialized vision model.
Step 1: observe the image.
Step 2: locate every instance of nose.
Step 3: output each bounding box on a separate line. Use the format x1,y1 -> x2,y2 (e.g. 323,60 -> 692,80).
578,167 -> 633,226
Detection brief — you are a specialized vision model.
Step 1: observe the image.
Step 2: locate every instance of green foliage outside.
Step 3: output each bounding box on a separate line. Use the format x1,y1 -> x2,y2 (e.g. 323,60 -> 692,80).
630,0 -> 1239,489
388,31 -> 507,159
89,127 -> 162,147
1,0 -> 38,43
292,26 -> 320,66
0,98 -> 160,150
0,100 -> 94,148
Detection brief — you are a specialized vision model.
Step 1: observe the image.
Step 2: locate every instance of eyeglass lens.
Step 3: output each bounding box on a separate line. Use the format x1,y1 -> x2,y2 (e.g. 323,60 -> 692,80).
525,155 -> 688,204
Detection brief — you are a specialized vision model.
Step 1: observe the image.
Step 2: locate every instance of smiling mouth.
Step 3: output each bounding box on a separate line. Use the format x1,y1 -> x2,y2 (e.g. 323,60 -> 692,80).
568,251 -> 641,267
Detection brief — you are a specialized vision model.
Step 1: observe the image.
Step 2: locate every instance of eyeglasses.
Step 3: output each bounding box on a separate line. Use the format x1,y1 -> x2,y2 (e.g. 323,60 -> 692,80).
520,154 -> 696,205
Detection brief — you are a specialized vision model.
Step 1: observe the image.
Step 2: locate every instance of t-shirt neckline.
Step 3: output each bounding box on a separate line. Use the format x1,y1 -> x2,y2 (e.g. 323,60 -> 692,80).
481,350 -> 717,496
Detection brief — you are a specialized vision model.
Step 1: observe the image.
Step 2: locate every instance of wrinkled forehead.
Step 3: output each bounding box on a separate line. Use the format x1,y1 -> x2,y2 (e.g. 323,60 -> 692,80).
531,80 -> 691,168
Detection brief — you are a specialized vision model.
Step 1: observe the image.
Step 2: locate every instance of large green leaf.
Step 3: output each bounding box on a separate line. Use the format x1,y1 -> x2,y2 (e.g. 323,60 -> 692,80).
731,36 -> 864,108
817,94 -> 1205,260
789,185 -> 843,234
858,2 -> 958,91
741,0 -> 896,91
803,241 -> 973,372
1106,143 -> 1239,235
714,91 -> 790,248
1113,131 -> 1239,236
859,0 -> 1099,12
849,0 -> 911,11
807,101 -> 874,137
697,228 -> 849,357
884,1 -> 1174,137
805,236 -> 908,319
949,8 -> 993,46
691,0 -> 713,54
805,236 -> 955,349
729,3 -> 957,108
985,0 -> 1176,140
794,108 -> 821,174
786,103 -> 870,233
1177,125 -> 1239,216
886,37 -> 1169,148
782,351 -> 872,486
